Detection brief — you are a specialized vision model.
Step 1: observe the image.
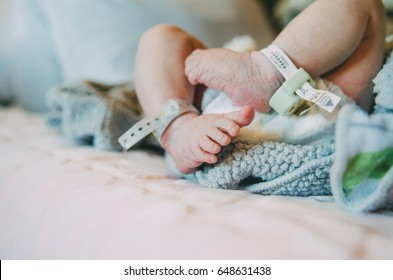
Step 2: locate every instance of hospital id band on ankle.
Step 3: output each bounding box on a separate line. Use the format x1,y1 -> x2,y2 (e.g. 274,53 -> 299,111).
118,99 -> 199,151
260,45 -> 341,114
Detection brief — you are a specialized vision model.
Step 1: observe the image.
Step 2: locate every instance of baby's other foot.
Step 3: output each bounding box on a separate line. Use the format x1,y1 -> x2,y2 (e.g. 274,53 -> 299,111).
185,48 -> 284,112
161,105 -> 255,174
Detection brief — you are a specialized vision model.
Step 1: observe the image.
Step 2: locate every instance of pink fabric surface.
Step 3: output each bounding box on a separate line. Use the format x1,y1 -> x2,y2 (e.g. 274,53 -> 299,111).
1,107 -> 393,259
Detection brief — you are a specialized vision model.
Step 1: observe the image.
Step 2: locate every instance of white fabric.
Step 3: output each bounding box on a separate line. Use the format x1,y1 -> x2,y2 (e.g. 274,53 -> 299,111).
2,0 -> 275,112
1,106 -> 393,259
204,79 -> 351,145
41,0 -> 275,83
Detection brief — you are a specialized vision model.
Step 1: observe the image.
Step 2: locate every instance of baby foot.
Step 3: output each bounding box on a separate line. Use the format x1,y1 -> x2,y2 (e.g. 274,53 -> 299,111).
160,105 -> 255,174
185,48 -> 284,112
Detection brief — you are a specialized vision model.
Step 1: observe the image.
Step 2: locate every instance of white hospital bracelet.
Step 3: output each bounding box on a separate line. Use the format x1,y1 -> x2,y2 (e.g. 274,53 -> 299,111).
260,45 -> 341,114
118,99 -> 199,151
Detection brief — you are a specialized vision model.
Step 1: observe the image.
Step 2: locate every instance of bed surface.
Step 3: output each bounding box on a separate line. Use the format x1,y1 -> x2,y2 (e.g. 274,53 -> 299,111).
1,106 -> 393,259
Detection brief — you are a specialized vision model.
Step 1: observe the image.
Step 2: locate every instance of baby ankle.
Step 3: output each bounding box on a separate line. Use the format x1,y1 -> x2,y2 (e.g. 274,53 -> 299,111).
159,111 -> 199,151
250,51 -> 284,99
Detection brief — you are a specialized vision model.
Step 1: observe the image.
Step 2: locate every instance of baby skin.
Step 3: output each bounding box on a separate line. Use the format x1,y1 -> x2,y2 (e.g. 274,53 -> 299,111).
135,27 -> 282,173
134,0 -> 385,174
160,106 -> 256,174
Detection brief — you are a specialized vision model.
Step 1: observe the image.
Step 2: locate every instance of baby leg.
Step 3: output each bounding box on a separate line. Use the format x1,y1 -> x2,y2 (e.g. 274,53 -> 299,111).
135,24 -> 204,116
273,0 -> 386,111
185,0 -> 386,113
134,24 -> 255,173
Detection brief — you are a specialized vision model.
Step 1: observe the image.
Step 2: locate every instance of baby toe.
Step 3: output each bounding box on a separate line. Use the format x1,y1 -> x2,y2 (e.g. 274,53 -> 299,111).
214,118 -> 240,137
207,127 -> 231,146
199,135 -> 221,154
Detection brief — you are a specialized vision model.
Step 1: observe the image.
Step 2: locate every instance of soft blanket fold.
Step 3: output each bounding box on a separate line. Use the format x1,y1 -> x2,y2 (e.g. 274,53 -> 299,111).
330,104 -> 393,212
46,80 -> 146,150
329,53 -> 393,213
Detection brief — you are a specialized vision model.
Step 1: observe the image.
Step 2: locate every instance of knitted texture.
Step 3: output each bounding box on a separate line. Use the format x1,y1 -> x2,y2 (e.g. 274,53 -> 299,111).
181,138 -> 335,196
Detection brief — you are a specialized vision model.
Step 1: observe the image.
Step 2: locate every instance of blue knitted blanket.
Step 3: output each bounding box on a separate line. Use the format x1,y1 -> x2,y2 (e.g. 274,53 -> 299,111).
170,139 -> 335,196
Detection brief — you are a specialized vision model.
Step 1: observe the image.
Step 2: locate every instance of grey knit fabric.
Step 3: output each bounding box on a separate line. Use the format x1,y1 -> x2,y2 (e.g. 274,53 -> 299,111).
177,138 -> 335,196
